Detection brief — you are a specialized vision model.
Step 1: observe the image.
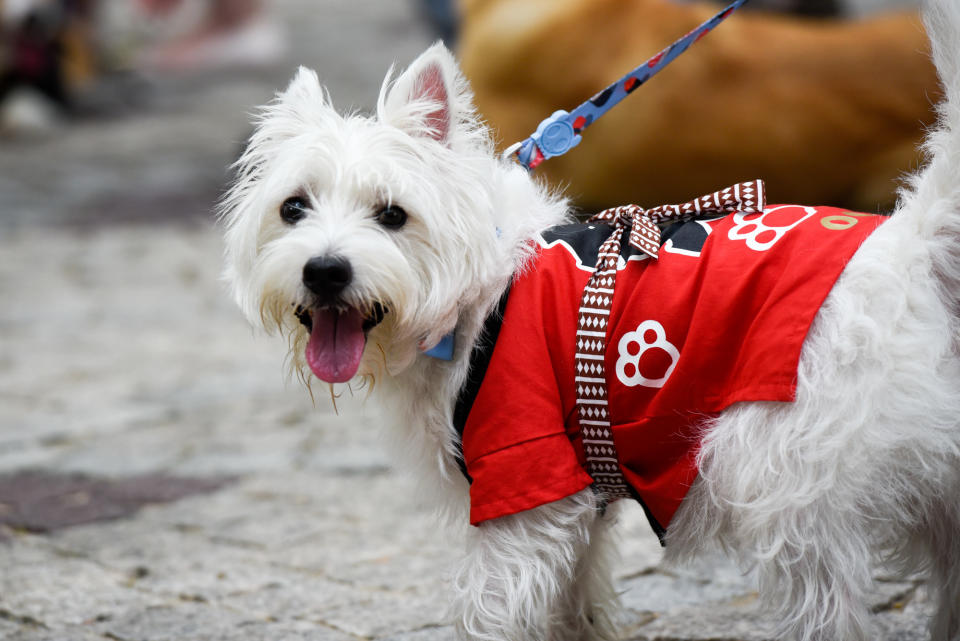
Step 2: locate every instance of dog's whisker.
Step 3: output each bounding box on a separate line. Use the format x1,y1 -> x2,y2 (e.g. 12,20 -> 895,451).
327,383 -> 340,416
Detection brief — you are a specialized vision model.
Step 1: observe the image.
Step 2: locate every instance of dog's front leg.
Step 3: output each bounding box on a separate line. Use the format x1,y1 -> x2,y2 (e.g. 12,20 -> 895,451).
451,488 -> 618,641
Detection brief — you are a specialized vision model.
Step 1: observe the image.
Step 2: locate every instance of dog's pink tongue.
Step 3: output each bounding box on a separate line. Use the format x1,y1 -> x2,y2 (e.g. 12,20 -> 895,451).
306,308 -> 366,383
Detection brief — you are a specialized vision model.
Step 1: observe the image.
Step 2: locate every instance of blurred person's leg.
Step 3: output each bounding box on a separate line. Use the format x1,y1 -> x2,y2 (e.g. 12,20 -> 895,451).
0,2 -> 70,133
420,0 -> 458,45
204,0 -> 259,31
4,8 -> 70,106
60,0 -> 97,93
136,0 -> 182,15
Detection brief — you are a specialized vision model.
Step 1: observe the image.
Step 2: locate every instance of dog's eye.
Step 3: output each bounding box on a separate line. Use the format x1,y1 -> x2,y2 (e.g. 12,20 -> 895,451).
280,197 -> 308,224
376,205 -> 408,230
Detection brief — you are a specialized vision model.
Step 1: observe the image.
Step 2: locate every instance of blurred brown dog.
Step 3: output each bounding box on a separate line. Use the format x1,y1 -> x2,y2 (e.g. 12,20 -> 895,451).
458,0 -> 938,212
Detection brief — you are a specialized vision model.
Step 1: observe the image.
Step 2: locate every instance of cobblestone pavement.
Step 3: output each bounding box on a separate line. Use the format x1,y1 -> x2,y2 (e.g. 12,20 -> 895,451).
0,0 -> 935,639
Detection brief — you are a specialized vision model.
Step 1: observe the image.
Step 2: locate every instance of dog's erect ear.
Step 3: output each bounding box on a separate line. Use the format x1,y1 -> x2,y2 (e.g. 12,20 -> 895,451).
379,42 -> 473,146
278,66 -> 329,111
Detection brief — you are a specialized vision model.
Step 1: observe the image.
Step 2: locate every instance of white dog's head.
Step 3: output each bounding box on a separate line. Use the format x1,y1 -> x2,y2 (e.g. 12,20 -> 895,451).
220,44 -> 542,385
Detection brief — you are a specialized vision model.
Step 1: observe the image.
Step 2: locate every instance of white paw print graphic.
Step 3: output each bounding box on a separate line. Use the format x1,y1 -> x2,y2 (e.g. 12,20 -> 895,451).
727,205 -> 816,251
615,320 -> 679,388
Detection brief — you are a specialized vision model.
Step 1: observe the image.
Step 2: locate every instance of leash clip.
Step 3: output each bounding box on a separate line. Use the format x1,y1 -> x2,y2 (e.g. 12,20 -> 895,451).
501,141 -> 523,161
509,110 -> 582,171
502,0 -> 750,172
530,110 -> 582,160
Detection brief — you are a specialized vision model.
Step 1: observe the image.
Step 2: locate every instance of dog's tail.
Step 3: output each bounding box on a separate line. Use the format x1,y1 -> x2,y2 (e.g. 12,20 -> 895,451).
921,0 -> 960,183
913,0 -> 960,204
898,0 -> 960,303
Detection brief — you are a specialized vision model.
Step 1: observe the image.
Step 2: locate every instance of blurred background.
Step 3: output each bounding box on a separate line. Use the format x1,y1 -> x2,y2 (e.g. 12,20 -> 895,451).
0,0 -> 440,228
0,0 -> 932,228
0,1 -> 940,639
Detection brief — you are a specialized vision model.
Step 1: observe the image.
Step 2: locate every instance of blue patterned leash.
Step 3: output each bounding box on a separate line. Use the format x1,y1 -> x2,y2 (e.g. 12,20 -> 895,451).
506,0 -> 751,170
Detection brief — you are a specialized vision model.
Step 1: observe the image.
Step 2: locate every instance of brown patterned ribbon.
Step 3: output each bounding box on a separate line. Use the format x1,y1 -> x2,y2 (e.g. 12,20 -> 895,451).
590,179 -> 766,259
574,180 -> 766,499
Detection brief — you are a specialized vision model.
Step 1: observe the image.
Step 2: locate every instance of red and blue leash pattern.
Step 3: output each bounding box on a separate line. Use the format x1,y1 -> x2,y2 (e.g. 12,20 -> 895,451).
509,0 -> 751,170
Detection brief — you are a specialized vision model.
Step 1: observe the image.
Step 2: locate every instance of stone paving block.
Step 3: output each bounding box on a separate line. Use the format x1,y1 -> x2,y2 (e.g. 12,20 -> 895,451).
233,475 -> 460,593
0,444 -> 64,476
128,473 -> 451,586
220,573 -> 448,638
49,425 -> 229,478
293,440 -> 394,477
0,535 -> 167,629
196,418 -> 393,478
139,471 -> 440,552
49,510 -> 207,562
609,504 -> 666,582
0,471 -> 228,535
874,591 -> 934,641
218,619 -> 359,641
868,578 -> 925,612
612,504 -> 758,617
135,484 -> 357,552
244,519 -> 388,573
627,599 -> 933,641
52,421 -> 312,479
314,588 -> 449,639
0,618 -> 29,639
624,599 -> 770,641
53,522 -> 338,607
377,625 -> 457,641
88,600 -> 355,641
211,576 -> 389,629
619,558 -> 756,614
5,627 -> 110,641
622,576 -> 931,641
168,565 -> 371,619
313,540 -> 458,593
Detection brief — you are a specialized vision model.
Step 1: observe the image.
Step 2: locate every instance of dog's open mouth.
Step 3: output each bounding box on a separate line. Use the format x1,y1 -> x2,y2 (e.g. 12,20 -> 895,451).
294,303 -> 386,383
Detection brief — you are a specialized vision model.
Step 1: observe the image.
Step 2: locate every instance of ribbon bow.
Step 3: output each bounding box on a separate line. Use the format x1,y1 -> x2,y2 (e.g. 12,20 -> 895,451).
590,179 -> 766,259
573,179 -> 766,504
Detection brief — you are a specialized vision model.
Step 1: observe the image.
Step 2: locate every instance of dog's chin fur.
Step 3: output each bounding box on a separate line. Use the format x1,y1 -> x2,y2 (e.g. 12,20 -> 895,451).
222,2 -> 960,639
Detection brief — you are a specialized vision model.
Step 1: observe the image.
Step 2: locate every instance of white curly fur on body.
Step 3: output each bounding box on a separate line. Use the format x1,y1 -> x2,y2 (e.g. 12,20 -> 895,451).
221,1 -> 960,639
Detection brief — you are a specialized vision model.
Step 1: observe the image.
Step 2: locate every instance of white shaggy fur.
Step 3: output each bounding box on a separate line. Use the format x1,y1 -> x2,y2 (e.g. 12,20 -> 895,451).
221,1 -> 960,639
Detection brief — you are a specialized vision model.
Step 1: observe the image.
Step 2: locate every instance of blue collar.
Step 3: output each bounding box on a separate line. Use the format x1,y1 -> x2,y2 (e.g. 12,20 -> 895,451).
424,228 -> 502,362
423,332 -> 455,360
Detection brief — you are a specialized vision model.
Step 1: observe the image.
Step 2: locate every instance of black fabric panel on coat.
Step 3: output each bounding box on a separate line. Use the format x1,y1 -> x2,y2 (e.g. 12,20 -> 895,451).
451,288 -> 511,481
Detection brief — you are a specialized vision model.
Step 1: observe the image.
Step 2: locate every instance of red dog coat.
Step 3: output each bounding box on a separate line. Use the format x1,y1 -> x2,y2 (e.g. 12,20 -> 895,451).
454,205 -> 886,537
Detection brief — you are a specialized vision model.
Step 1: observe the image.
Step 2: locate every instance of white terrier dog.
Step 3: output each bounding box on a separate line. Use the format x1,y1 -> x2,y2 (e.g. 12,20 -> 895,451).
221,1 -> 960,639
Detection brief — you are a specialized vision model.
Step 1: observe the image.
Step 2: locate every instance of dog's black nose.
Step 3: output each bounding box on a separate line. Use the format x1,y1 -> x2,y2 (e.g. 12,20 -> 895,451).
303,256 -> 353,300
